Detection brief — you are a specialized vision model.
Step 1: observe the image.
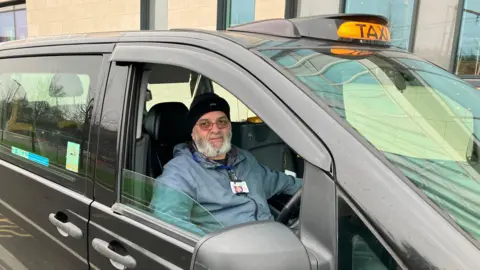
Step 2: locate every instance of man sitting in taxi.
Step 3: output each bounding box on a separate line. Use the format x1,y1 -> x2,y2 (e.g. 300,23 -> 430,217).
149,93 -> 303,236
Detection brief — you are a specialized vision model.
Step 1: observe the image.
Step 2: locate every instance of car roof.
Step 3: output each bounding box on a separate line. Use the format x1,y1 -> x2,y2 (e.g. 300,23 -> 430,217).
0,14 -> 404,53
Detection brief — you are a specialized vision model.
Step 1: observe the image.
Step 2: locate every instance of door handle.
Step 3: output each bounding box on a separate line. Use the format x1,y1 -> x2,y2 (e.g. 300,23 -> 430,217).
48,213 -> 83,239
92,238 -> 137,269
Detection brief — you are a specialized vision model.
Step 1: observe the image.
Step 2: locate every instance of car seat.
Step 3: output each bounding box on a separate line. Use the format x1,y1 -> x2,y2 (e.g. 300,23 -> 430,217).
231,120 -> 300,176
231,119 -> 304,218
142,102 -> 190,178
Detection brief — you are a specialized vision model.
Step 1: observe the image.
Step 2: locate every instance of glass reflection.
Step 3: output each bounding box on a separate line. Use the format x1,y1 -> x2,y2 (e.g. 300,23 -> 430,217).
456,0 -> 480,76
259,47 -> 480,242
0,11 -> 15,42
345,0 -> 416,50
15,9 -> 27,40
228,0 -> 255,27
0,9 -> 27,42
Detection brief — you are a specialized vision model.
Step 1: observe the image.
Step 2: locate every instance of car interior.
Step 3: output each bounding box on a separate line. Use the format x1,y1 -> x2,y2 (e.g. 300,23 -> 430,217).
127,63 -> 305,225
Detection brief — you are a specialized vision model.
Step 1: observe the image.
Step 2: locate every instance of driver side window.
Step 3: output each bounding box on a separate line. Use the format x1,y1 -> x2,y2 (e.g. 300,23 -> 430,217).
121,62 -> 305,238
121,169 -> 224,237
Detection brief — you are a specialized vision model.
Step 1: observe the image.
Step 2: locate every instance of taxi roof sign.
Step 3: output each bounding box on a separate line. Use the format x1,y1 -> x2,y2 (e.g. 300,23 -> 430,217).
337,21 -> 391,42
330,47 -> 375,56
228,13 -> 391,46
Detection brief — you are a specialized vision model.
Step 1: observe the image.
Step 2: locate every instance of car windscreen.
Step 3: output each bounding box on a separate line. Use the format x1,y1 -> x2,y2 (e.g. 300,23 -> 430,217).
257,47 -> 480,244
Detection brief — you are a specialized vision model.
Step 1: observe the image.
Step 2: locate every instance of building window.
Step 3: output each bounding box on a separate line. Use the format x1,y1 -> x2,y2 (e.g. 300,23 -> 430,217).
455,1 -> 480,77
227,0 -> 255,28
343,0 -> 416,51
0,5 -> 27,42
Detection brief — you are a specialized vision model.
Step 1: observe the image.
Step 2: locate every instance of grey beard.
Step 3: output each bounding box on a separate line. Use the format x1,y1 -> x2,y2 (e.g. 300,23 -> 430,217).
193,130 -> 232,158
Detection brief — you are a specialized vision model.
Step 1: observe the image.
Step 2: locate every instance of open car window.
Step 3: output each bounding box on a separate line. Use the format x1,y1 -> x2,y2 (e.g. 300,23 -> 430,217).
146,79 -> 192,111
120,169 -> 224,237
129,62 -> 305,237
212,81 -> 258,122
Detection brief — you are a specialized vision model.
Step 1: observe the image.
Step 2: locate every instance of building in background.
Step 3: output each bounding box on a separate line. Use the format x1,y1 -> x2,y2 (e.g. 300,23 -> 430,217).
141,0 -> 479,82
141,0 -> 285,31
295,0 -> 480,83
25,0 -> 140,37
0,0 -> 478,82
0,0 -> 27,42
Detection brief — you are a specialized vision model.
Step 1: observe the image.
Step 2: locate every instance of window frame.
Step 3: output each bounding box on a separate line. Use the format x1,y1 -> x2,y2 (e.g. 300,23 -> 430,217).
336,188 -> 407,269
217,0 -> 257,30
0,3 -> 27,41
340,0 -> 420,52
0,1 -> 25,9
111,42 -> 331,247
451,0 -> 480,79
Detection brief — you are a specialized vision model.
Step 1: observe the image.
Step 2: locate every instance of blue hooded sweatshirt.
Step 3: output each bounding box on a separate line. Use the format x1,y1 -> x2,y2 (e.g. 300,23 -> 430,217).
148,142 -> 303,236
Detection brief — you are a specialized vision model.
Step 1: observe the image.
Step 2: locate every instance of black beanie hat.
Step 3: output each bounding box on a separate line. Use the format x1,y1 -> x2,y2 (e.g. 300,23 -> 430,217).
188,93 -> 230,132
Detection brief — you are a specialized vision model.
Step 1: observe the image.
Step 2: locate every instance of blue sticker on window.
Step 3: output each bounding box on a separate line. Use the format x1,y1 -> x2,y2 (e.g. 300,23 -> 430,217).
11,147 -> 49,167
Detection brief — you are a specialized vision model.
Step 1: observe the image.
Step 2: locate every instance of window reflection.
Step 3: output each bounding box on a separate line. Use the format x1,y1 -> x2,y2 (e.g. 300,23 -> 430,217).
0,11 -> 15,42
14,9 -> 27,40
259,47 -> 480,242
0,9 -> 27,42
228,0 -> 255,27
456,1 -> 480,76
344,0 -> 416,51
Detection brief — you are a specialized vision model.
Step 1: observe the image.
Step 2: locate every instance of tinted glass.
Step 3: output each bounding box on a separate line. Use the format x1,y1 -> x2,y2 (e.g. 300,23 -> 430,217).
345,0 -> 416,50
259,48 -> 480,243
121,169 -> 224,236
455,0 -> 480,76
338,196 -> 399,270
95,64 -> 128,205
228,0 -> 255,27
0,56 -> 102,193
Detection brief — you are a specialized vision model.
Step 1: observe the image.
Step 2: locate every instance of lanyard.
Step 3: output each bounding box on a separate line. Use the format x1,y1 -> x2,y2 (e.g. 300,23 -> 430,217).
191,153 -> 239,182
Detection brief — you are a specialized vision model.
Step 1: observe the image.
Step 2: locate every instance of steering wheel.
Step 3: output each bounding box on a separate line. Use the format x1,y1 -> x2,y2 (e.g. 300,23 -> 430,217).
276,187 -> 302,225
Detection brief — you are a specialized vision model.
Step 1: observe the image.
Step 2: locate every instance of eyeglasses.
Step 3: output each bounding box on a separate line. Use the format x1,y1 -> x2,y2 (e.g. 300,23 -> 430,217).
196,117 -> 230,131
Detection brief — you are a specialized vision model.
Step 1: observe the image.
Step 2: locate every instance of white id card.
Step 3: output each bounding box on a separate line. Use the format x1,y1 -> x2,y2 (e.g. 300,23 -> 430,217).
230,181 -> 249,194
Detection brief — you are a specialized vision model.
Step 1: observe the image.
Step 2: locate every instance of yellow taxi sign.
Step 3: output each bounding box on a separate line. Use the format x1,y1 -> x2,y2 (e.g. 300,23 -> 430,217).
330,47 -> 374,56
338,21 -> 391,42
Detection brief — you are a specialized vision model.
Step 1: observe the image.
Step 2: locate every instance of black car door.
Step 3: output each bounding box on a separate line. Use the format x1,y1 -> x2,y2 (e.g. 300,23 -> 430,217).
87,42 -> 329,269
0,45 -> 111,269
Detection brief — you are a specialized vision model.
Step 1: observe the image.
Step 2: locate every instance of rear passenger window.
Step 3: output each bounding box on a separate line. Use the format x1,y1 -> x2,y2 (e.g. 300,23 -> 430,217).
0,56 -> 102,194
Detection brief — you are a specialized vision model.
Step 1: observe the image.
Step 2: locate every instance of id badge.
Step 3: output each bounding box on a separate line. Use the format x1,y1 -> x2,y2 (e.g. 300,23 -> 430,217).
230,181 -> 249,194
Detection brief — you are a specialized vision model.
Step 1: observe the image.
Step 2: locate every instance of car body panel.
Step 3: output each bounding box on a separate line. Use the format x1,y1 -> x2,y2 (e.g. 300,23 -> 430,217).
0,158 -> 91,269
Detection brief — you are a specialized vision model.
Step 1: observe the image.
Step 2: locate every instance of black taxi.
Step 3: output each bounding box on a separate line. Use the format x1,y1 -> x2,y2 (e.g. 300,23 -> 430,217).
0,13 -> 478,270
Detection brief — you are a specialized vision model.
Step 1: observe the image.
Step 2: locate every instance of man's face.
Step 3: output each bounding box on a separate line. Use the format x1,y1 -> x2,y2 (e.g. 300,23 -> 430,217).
192,111 -> 232,159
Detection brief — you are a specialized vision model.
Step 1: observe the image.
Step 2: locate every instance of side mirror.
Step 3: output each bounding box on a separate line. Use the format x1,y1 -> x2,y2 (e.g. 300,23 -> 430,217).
190,221 -> 312,270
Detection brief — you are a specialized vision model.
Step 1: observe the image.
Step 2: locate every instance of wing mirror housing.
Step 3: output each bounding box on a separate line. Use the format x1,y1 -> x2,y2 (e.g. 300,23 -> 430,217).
190,221 -> 312,270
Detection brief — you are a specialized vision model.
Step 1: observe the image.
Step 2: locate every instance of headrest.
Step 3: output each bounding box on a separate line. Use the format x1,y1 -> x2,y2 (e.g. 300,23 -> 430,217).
144,102 -> 190,144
